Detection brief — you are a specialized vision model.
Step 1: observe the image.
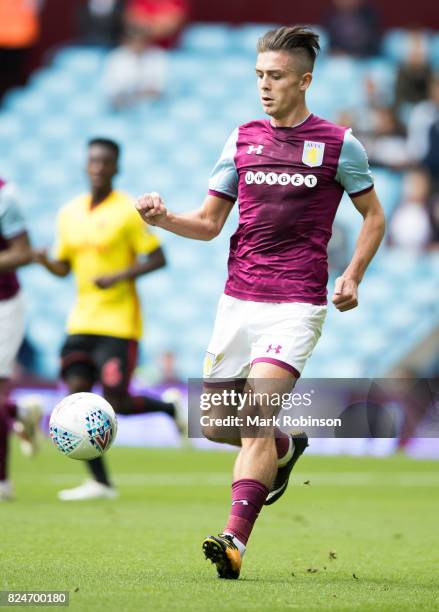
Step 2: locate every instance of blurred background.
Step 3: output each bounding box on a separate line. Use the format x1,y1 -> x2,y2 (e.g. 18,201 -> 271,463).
2,0 -> 438,455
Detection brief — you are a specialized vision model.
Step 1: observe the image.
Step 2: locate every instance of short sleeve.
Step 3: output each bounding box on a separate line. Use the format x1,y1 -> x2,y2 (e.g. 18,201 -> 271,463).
127,208 -> 161,255
208,128 -> 239,202
53,209 -> 71,262
335,129 -> 374,197
0,183 -> 27,239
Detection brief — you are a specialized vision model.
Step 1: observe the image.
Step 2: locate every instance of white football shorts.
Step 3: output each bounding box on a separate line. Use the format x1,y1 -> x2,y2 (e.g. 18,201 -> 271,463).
0,291 -> 25,378
203,293 -> 327,380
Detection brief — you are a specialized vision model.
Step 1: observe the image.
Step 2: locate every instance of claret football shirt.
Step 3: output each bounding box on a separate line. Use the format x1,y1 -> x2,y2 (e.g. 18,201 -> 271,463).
0,179 -> 27,301
208,114 -> 374,304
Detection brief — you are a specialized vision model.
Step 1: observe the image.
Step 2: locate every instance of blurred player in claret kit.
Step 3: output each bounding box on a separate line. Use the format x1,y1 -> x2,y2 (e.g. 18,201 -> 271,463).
136,26 -> 386,578
0,179 -> 41,501
34,138 -> 185,501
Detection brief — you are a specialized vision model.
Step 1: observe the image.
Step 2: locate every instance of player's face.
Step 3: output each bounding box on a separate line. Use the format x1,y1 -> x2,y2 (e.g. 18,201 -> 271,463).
255,51 -> 312,120
87,145 -> 118,190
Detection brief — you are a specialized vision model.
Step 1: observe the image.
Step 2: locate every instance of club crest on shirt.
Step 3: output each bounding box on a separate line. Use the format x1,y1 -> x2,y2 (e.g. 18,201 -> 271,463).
203,352 -> 215,377
302,141 -> 325,167
203,352 -> 223,377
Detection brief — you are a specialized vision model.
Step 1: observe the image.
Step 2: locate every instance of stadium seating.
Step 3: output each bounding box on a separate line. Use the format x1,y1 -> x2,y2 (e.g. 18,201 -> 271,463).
1,25 -> 438,381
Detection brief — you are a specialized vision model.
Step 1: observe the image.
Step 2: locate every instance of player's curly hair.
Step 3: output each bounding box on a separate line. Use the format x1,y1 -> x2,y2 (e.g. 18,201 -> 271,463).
257,26 -> 320,73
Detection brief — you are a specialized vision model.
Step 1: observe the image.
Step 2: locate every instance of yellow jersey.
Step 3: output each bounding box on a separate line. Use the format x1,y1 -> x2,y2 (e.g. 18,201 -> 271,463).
55,190 -> 161,340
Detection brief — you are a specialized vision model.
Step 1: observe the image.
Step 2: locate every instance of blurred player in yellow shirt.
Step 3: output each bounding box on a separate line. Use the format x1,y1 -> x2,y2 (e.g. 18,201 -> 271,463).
35,138 -> 183,500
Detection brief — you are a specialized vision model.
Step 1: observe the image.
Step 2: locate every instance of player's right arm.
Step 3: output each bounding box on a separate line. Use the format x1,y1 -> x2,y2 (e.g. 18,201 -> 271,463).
32,249 -> 70,276
0,184 -> 32,271
0,233 -> 32,271
135,192 -> 234,241
136,127 -> 239,240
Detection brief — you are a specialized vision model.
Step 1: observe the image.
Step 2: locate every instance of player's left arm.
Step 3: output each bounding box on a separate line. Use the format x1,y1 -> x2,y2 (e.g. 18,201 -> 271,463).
94,247 -> 166,289
332,188 -> 385,312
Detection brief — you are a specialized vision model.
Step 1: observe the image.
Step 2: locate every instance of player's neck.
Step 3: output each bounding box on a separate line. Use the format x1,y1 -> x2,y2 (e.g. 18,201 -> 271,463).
90,186 -> 113,207
270,104 -> 311,129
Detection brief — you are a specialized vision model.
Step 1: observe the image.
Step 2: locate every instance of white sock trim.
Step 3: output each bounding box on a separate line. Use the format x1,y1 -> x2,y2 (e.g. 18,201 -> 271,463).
223,532 -> 246,557
277,435 -> 295,467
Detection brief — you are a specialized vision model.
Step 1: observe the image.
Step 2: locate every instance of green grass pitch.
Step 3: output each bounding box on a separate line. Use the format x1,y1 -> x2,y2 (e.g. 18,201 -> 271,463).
1,441 -> 438,611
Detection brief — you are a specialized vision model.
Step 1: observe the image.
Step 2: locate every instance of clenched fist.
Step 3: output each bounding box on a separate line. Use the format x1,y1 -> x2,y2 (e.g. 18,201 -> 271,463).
135,192 -> 168,226
332,276 -> 359,312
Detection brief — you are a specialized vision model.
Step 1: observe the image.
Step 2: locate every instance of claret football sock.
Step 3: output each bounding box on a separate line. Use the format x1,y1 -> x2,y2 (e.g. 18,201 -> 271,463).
0,402 -> 17,480
275,427 -> 294,467
265,432 -> 308,506
223,532 -> 247,557
0,411 -> 9,481
224,479 -> 269,546
4,401 -> 17,420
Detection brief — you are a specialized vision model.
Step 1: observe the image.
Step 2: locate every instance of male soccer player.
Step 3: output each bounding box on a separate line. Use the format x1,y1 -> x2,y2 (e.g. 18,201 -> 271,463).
135,26 -> 386,578
0,179 -> 41,501
35,138 -> 183,501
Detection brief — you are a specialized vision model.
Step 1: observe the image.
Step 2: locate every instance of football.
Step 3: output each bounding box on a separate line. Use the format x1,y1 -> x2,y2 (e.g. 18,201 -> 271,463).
49,393 -> 117,460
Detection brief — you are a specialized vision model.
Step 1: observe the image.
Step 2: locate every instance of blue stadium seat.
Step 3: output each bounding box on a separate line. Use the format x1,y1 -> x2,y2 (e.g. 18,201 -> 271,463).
192,76 -> 233,101
3,89 -> 49,117
382,29 -> 433,64
65,95 -> 106,120
382,29 -> 405,62
307,81 -> 343,120
180,24 -> 232,55
198,123 -> 232,149
0,113 -> 23,156
53,47 -> 106,76
0,111 -> 22,141
322,56 -> 364,86
431,34 -> 439,68
354,329 -> 390,357
372,168 -> 402,217
220,56 -> 255,82
169,99 -> 208,123
364,57 -> 397,105
378,250 -> 420,279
